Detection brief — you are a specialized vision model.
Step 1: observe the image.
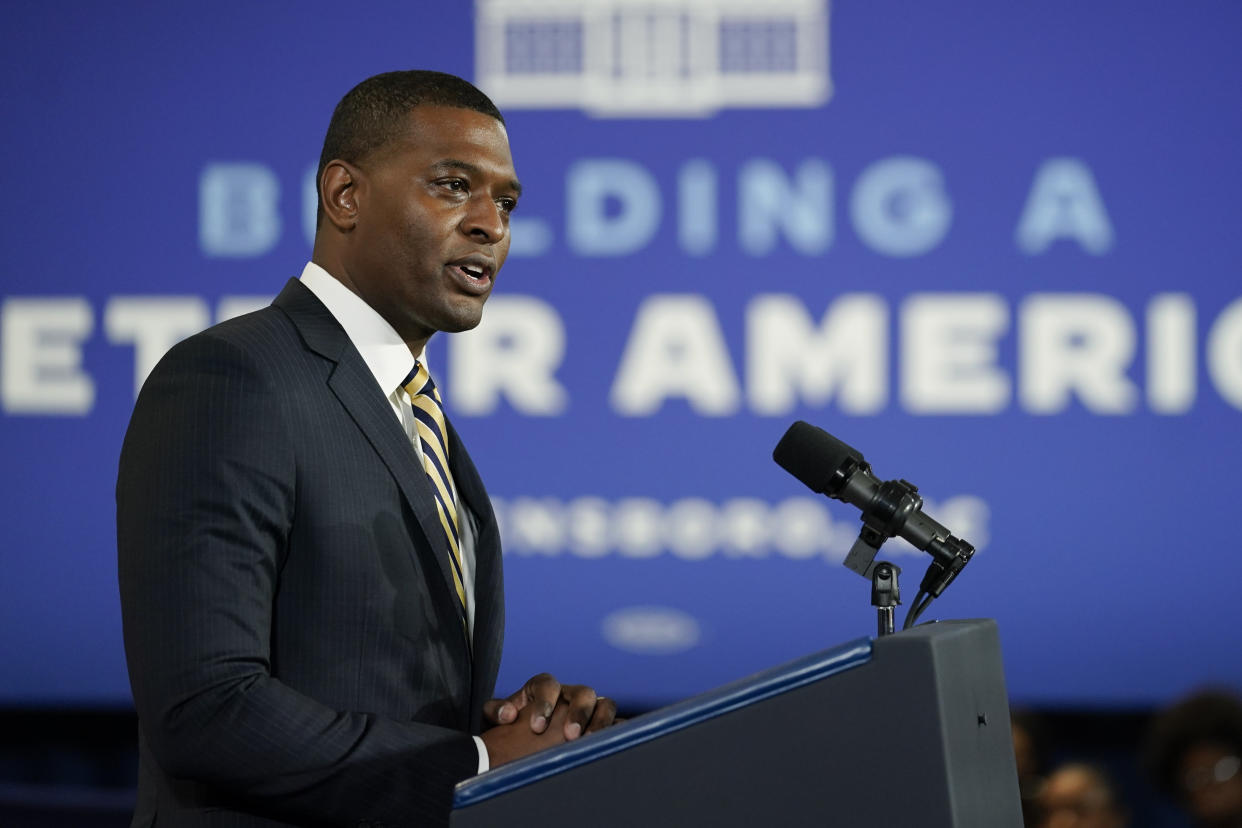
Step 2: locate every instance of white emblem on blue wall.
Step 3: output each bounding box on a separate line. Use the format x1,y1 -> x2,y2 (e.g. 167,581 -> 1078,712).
601,605 -> 703,654
475,0 -> 832,117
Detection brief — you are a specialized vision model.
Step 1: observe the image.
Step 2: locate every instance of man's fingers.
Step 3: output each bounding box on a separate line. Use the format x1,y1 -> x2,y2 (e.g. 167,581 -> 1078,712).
585,695 -> 618,734
480,701 -> 572,767
482,698 -> 517,725
502,674 -> 618,738
519,673 -> 561,733
558,684 -> 599,740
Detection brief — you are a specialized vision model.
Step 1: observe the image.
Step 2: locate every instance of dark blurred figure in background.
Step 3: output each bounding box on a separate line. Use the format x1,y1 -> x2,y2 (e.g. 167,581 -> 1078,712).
1014,711 -> 1050,825
1146,689 -> 1242,828
1034,762 -> 1129,828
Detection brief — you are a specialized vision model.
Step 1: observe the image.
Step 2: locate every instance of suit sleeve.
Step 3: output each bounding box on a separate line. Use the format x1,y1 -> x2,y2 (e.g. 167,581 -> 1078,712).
117,330 -> 477,826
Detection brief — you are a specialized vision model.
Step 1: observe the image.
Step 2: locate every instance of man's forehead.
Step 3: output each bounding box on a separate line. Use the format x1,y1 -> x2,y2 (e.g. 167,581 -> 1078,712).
378,110 -> 515,189
392,106 -> 513,160
400,105 -> 507,140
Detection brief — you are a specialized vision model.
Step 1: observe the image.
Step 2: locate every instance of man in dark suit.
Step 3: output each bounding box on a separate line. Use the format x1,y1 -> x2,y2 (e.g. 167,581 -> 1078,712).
117,70 -> 614,827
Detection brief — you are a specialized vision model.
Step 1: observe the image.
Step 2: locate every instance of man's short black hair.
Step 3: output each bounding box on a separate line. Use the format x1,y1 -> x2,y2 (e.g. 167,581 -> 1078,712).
316,70 -> 505,224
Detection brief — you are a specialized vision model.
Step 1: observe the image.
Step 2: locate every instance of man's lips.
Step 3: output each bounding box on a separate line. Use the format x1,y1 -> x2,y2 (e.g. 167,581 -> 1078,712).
447,255 -> 494,295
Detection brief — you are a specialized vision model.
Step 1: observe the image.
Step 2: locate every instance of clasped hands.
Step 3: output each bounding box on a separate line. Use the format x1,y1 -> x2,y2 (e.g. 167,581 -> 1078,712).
479,673 -> 618,767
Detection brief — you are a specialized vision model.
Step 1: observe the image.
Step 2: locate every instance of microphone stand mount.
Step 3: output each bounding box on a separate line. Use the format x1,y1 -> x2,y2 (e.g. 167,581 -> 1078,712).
871,561 -> 901,637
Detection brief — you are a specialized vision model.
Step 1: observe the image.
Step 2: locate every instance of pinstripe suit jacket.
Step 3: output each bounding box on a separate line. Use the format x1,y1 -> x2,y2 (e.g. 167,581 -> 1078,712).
117,278 -> 505,827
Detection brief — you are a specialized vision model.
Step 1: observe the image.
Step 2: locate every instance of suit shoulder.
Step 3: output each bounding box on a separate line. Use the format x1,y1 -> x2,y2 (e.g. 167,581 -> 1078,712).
151,305 -> 306,381
194,303 -> 300,352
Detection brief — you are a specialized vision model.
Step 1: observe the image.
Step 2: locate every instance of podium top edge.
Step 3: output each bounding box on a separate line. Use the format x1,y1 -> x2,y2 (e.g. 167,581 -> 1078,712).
453,635 -> 873,810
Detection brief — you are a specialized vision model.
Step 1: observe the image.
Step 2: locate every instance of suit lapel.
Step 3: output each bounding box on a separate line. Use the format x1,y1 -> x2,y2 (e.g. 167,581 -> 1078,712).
273,279 -> 471,664
447,420 -> 505,727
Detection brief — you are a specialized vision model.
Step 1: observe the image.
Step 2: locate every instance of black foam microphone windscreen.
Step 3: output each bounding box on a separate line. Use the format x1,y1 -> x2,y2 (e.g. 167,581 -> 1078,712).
772,420 -> 865,495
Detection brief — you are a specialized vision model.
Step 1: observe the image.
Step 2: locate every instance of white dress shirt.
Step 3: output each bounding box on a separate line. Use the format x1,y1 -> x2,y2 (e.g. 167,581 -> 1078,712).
299,261 -> 489,772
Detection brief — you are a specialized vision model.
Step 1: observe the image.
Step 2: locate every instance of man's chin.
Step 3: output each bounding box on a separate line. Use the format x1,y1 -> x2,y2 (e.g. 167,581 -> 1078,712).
437,303 -> 487,334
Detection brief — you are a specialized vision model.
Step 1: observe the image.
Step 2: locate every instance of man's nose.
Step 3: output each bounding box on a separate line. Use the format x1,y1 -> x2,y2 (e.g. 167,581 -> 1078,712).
462,196 -> 506,243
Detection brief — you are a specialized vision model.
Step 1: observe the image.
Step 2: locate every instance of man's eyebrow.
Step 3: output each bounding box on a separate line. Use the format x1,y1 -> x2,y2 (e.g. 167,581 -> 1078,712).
434,159 -> 522,196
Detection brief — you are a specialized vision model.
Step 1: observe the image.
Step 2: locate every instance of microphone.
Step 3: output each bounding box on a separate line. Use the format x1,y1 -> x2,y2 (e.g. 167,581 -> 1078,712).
772,421 -> 974,599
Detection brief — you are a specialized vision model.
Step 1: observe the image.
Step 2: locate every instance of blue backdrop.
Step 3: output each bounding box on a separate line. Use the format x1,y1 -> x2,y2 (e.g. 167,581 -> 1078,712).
2,0 -> 1240,710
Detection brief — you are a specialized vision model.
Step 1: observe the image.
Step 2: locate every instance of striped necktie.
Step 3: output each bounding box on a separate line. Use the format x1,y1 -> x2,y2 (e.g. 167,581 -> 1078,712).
401,362 -> 468,632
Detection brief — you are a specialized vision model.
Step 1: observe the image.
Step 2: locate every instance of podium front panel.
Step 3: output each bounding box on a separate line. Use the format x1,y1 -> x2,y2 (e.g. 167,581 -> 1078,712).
453,619 -> 1021,827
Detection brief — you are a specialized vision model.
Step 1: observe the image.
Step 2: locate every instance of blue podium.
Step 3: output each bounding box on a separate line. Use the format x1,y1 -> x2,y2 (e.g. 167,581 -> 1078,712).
452,619 -> 1022,827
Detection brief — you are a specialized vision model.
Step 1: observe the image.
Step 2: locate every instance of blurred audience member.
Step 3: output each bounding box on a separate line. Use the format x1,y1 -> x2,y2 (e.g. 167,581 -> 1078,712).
1036,762 -> 1129,828
1146,689 -> 1242,828
1013,711 -> 1050,825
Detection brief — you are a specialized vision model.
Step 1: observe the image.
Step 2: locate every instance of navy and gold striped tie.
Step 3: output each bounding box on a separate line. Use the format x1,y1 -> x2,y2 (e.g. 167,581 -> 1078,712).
401,362 -> 468,632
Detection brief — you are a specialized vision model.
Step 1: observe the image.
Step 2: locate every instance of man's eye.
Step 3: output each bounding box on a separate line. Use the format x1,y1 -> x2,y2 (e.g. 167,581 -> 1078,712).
498,198 -> 518,214
439,179 -> 467,192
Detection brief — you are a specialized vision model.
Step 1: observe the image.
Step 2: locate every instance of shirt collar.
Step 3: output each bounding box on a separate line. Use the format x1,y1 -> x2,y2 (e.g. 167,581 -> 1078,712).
298,261 -> 418,395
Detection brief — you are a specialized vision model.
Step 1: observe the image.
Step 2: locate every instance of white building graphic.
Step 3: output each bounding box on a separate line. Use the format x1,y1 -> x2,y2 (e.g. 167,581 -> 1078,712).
474,0 -> 831,117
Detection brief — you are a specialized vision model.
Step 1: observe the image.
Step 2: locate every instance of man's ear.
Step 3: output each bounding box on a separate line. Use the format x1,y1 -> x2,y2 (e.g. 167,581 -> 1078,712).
320,160 -> 360,231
